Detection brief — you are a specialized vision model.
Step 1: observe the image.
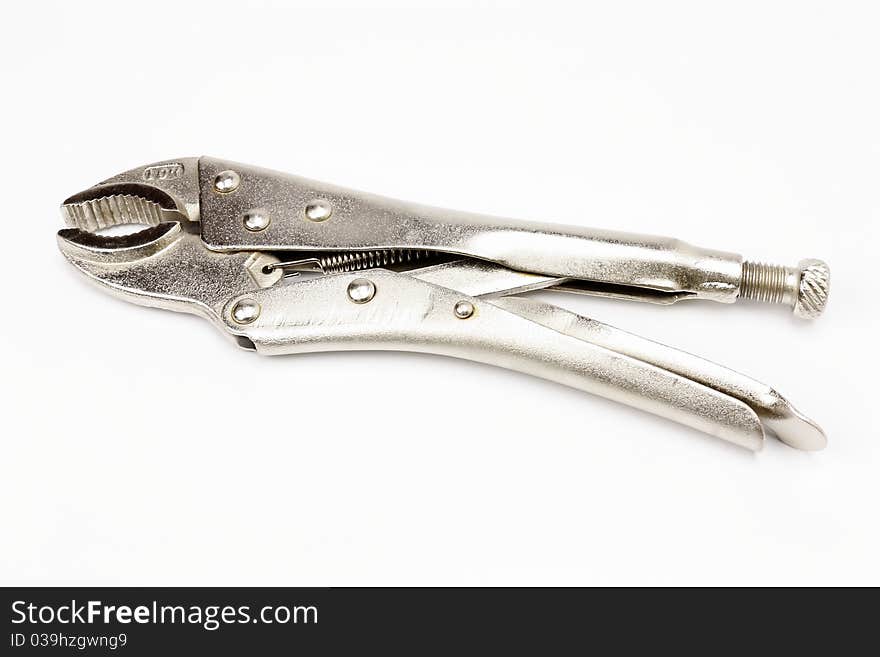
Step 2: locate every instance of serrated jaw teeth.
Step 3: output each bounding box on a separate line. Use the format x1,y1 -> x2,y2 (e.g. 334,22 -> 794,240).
61,194 -> 165,232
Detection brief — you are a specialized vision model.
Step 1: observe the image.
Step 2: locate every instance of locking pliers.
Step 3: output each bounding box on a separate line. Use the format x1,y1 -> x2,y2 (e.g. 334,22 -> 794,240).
58,157 -> 830,451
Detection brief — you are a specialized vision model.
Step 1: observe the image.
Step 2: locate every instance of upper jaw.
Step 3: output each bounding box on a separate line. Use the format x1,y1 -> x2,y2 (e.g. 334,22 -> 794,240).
59,157 -> 202,232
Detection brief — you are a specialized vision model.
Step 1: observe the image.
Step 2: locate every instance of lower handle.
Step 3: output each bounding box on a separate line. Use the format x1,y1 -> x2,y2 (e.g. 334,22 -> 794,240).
222,270 -> 765,449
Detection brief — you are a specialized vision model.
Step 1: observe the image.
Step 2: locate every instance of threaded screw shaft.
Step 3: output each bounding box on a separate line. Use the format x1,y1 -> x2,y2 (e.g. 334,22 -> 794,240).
739,259 -> 830,319
740,261 -> 790,304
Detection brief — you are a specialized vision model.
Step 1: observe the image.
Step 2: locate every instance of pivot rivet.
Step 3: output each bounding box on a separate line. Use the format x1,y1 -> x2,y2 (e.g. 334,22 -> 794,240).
304,199 -> 333,222
454,300 -> 475,319
231,298 -> 261,324
214,170 -> 241,194
243,209 -> 270,232
347,278 -> 376,304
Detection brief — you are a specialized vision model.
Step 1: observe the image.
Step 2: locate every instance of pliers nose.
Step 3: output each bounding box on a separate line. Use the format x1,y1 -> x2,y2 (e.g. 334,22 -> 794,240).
60,157 -> 202,233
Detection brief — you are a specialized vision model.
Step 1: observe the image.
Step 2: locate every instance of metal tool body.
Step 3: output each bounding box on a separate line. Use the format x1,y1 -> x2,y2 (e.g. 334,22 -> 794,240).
58,157 -> 830,451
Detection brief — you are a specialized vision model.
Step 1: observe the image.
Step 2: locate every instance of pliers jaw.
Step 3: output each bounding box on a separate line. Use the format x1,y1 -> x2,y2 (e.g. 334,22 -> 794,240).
60,158 -> 202,231
58,157 -> 281,332
57,201 -> 281,338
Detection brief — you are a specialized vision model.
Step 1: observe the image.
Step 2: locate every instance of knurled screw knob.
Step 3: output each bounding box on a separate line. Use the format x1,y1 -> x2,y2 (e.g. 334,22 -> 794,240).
740,259 -> 830,319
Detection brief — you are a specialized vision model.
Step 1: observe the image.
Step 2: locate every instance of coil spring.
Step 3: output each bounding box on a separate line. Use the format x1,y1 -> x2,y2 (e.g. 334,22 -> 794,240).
266,248 -> 433,276
318,249 -> 431,273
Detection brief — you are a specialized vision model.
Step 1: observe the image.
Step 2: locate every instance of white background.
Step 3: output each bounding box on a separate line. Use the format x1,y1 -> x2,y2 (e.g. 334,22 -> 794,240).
2,0 -> 878,586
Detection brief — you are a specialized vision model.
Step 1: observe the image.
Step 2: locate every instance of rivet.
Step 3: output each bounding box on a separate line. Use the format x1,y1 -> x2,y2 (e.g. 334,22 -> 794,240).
347,278 -> 376,304
454,300 -> 475,319
231,298 -> 260,324
304,199 -> 333,222
242,209 -> 270,232
213,170 -> 241,194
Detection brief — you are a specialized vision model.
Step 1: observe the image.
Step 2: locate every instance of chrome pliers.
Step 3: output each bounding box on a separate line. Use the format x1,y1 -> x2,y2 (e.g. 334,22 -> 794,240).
58,157 -> 830,451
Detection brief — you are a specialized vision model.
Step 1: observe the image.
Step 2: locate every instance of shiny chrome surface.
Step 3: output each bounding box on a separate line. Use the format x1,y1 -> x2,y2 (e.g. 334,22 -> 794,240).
222,270 -> 766,450
57,156 -> 831,451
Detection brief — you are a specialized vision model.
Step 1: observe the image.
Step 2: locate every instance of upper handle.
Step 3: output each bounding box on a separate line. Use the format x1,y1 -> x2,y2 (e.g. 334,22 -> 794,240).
198,157 -> 745,304
58,157 -> 830,316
